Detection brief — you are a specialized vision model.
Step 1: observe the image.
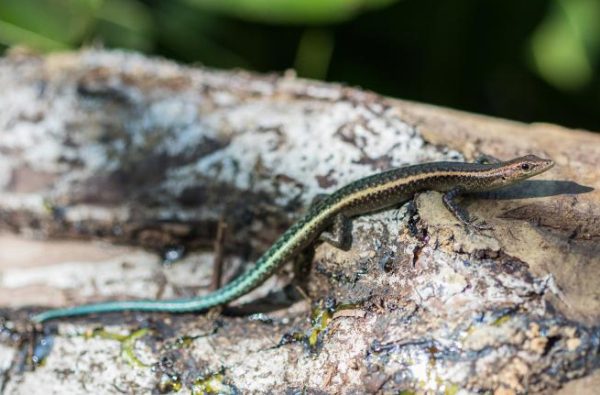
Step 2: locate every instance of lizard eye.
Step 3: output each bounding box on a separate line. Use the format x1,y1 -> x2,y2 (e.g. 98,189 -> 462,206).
521,163 -> 530,170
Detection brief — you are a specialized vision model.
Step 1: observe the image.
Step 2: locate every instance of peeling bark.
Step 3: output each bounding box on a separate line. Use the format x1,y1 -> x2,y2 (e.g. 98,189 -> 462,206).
0,49 -> 599,394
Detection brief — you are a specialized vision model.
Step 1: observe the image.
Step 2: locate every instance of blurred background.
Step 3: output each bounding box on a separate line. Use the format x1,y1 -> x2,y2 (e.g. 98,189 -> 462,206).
0,0 -> 598,131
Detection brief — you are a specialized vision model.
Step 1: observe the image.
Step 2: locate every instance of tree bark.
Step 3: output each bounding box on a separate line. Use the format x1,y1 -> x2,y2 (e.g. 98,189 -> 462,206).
0,49 -> 598,394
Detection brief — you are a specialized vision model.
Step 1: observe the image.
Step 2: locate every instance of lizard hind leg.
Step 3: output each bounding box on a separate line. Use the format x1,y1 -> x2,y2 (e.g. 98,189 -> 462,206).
475,154 -> 501,164
309,193 -> 329,211
309,193 -> 352,250
319,213 -> 352,251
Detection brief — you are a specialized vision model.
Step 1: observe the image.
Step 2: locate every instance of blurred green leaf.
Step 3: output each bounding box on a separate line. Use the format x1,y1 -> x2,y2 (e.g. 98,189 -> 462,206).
155,2 -> 251,68
181,0 -> 399,24
0,20 -> 69,50
0,0 -> 99,50
294,28 -> 334,79
94,0 -> 153,51
529,0 -> 600,91
0,0 -> 152,52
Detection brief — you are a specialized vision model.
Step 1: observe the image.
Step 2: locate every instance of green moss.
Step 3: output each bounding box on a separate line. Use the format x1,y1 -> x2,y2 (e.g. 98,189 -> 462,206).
444,383 -> 460,395
492,315 -> 511,327
167,335 -> 197,350
158,373 -> 183,393
192,372 -> 228,394
85,327 -> 128,341
85,327 -> 150,367
305,301 -> 337,350
121,328 -> 150,367
277,299 -> 360,352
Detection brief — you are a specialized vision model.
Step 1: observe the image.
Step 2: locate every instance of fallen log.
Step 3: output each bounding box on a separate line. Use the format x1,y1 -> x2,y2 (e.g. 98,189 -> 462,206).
0,49 -> 598,394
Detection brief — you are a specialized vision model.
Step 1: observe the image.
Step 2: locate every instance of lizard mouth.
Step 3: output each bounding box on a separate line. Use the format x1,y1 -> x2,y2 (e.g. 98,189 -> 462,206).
530,159 -> 554,177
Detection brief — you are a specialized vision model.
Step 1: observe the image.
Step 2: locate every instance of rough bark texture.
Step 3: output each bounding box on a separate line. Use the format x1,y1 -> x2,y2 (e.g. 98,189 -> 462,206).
0,49 -> 598,394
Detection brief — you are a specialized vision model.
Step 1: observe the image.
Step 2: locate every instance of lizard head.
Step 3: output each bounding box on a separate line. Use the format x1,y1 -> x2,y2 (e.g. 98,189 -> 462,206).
470,154 -> 554,192
498,155 -> 554,184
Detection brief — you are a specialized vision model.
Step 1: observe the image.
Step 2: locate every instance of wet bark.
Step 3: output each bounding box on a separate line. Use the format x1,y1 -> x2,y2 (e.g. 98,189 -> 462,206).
0,49 -> 598,394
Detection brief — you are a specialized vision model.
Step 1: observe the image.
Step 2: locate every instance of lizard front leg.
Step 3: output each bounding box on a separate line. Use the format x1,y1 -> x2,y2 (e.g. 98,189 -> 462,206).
442,187 -> 491,230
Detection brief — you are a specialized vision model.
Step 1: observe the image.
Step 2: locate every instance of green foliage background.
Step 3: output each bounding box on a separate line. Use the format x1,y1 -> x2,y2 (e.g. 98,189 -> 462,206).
0,0 -> 598,131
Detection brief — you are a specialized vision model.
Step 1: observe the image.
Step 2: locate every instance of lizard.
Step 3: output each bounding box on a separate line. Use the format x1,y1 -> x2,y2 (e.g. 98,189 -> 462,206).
32,154 -> 554,322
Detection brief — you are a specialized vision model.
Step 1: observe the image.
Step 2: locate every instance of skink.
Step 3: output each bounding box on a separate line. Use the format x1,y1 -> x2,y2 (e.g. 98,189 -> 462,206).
33,154 -> 554,322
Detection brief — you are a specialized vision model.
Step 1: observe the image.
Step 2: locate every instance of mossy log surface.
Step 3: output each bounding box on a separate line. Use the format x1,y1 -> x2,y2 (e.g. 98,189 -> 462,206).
0,49 -> 598,394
